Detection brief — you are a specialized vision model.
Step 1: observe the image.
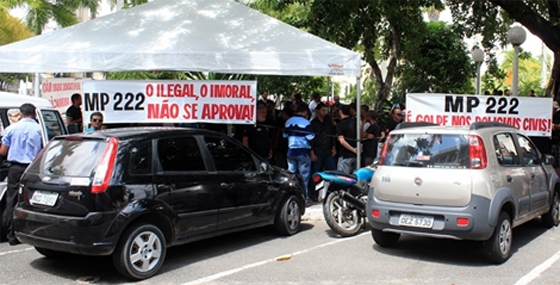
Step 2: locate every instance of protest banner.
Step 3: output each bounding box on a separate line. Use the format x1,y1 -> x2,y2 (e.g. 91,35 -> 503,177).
41,78 -> 82,116
406,93 -> 552,137
82,80 -> 257,124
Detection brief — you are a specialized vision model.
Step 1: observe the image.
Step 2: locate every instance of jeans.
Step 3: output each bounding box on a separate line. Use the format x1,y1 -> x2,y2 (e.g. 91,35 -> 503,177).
337,157 -> 356,175
287,155 -> 312,200
309,153 -> 336,199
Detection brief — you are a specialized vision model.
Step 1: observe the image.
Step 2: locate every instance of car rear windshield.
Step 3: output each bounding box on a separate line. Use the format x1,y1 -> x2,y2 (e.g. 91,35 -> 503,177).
27,138 -> 108,176
384,133 -> 469,169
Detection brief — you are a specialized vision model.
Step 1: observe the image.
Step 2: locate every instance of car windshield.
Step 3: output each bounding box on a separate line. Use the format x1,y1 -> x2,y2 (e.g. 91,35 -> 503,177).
383,133 -> 469,169
27,138 -> 108,176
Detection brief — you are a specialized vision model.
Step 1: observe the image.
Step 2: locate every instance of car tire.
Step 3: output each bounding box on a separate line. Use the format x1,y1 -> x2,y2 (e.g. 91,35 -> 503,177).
542,191 -> 560,228
484,211 -> 512,264
112,222 -> 167,280
371,229 -> 400,247
275,194 -> 301,236
323,191 -> 363,237
35,247 -> 73,258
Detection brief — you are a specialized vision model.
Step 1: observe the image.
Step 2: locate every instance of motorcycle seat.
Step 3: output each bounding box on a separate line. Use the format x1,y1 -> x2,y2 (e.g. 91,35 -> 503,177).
321,170 -> 357,180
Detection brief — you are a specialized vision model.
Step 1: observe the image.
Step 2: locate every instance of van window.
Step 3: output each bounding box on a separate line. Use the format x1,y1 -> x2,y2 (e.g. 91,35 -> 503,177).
27,138 -> 107,177
40,110 -> 65,140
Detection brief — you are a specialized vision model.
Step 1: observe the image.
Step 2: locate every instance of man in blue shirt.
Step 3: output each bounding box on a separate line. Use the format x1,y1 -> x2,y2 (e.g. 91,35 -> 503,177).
84,112 -> 104,133
0,103 -> 43,245
283,104 -> 315,206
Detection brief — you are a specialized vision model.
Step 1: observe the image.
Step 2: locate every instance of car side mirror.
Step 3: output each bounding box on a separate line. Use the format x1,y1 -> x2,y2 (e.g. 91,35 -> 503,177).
258,161 -> 271,174
542,154 -> 554,166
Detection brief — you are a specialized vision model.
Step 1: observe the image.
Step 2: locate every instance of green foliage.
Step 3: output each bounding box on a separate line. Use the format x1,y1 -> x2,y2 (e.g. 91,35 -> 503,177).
481,48 -> 548,96
446,0 -> 560,97
345,75 -> 377,108
265,0 -> 444,110
0,2 -> 32,44
4,0 -> 102,35
397,21 -> 475,94
0,1 -> 33,90
255,75 -> 325,102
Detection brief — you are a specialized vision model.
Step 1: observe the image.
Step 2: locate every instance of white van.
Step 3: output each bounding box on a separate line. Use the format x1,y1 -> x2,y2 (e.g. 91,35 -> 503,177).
0,91 -> 67,236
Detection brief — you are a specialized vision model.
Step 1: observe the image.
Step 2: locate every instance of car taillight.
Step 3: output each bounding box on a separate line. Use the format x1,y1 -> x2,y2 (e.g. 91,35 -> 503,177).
91,137 -> 118,193
371,210 -> 380,218
378,135 -> 391,165
469,135 -> 487,169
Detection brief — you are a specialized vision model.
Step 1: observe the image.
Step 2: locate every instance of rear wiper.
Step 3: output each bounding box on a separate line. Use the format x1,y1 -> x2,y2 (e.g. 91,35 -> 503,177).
393,161 -> 425,167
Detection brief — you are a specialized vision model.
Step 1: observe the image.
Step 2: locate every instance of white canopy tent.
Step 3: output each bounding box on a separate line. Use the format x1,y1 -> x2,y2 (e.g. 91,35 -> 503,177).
0,0 -> 360,76
0,0 -> 365,167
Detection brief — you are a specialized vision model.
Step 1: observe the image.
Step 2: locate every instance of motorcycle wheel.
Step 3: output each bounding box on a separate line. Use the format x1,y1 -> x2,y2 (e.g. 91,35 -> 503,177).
323,191 -> 363,237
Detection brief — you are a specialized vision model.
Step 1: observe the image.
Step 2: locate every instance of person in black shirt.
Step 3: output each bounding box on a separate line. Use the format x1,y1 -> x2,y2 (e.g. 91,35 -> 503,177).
310,103 -> 337,200
362,111 -> 382,166
66,93 -> 83,133
243,104 -> 272,162
383,103 -> 405,140
336,105 -> 358,174
273,105 -> 292,169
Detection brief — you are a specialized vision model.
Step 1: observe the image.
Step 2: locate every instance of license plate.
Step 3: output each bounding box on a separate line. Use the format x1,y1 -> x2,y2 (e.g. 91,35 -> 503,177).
398,214 -> 434,229
30,191 -> 58,207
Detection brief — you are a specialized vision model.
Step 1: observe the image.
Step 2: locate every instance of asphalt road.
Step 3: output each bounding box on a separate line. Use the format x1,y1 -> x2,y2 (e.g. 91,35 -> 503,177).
1,203 -> 559,285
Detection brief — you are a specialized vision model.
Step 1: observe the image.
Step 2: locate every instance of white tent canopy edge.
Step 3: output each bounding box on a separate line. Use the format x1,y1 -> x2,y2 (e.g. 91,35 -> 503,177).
0,0 -> 364,167
0,0 -> 361,76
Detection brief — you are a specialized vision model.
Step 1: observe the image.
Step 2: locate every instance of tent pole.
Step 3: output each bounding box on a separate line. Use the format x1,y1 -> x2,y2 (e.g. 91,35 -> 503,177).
326,77 -> 330,110
34,73 -> 40,97
356,77 -> 361,169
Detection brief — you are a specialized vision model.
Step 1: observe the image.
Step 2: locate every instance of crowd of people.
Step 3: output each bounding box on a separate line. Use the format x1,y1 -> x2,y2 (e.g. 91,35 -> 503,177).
239,90 -> 405,206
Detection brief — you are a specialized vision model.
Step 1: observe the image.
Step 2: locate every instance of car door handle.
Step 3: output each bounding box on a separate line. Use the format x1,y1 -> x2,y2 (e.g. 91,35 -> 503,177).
221,182 -> 234,188
531,173 -> 536,179
506,175 -> 513,182
157,183 -> 175,192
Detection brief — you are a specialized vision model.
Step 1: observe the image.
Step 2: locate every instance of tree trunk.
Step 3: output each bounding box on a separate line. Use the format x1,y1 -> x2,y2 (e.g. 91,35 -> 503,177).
547,50 -> 560,100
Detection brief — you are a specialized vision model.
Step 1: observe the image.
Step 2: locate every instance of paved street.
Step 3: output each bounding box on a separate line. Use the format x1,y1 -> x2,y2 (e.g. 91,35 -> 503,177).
1,203 -> 560,284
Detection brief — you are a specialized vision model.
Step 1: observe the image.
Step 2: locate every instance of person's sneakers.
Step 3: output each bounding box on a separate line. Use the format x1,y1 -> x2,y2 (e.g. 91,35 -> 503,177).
8,239 -> 21,246
305,200 -> 312,207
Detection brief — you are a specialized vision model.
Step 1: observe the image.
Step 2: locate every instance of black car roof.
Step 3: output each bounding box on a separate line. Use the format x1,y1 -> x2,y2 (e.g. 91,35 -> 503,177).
63,127 -> 226,141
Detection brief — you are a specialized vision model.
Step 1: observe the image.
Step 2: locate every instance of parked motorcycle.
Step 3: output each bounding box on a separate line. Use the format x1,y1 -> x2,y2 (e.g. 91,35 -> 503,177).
312,165 -> 375,237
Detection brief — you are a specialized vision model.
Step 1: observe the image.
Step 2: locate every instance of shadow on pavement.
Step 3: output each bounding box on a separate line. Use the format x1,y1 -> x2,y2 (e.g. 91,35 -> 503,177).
370,219 -> 551,266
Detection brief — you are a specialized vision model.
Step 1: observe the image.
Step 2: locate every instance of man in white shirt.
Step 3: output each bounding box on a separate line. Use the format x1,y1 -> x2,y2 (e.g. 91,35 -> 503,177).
308,91 -> 322,121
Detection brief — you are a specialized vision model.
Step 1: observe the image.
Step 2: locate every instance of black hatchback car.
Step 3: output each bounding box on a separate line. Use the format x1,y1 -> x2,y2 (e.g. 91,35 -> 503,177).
14,127 -> 305,280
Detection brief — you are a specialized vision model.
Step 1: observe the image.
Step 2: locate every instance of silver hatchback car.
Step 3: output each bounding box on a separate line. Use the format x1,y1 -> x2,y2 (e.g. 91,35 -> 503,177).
367,122 -> 560,263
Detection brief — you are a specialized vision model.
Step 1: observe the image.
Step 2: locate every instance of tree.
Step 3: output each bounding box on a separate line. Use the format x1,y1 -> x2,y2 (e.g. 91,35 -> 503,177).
0,2 -> 32,44
0,1 -> 33,90
270,0 -> 444,110
5,0 -> 101,35
446,0 -> 560,99
481,48 -> 547,96
396,21 -> 475,95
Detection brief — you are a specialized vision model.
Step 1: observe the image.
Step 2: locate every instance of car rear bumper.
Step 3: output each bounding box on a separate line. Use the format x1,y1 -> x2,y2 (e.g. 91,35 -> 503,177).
366,193 -> 494,241
13,207 -> 119,256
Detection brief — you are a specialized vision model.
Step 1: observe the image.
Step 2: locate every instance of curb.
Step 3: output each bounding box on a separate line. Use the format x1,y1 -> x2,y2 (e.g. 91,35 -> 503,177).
301,203 -> 324,222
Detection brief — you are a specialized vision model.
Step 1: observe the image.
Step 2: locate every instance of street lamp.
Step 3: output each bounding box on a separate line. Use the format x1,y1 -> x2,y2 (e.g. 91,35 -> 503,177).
471,48 -> 484,95
507,26 -> 527,96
